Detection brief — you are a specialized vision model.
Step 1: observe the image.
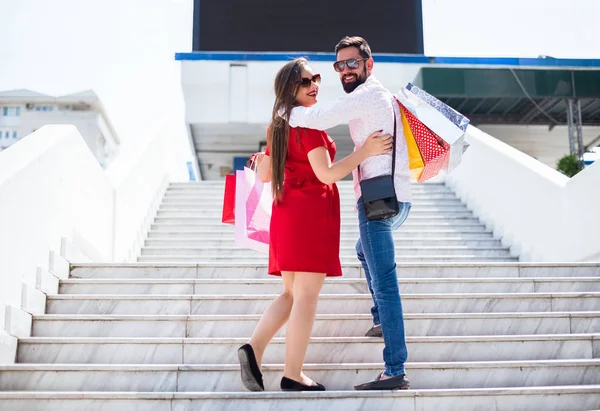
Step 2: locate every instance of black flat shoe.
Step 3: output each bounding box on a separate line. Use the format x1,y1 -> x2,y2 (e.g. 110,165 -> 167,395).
281,376 -> 326,391
354,372 -> 410,390
237,344 -> 264,391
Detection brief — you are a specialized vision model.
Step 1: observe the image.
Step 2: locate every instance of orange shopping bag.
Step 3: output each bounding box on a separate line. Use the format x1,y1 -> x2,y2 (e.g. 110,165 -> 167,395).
398,102 -> 425,181
399,103 -> 450,183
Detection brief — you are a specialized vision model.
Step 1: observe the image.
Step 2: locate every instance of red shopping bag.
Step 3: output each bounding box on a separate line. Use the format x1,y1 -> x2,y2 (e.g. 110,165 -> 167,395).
399,104 -> 450,183
221,153 -> 263,225
221,173 -> 236,224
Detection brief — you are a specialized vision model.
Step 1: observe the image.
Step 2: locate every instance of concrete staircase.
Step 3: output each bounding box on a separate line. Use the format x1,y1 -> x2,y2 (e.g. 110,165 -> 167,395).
141,181 -> 518,263
1,181 -> 600,410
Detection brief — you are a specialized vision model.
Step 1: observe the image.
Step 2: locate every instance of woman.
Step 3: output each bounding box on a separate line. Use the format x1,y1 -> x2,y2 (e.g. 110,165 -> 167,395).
237,58 -> 392,392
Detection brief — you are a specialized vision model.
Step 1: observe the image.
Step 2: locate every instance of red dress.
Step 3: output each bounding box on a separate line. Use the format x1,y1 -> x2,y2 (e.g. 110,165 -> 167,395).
265,127 -> 342,277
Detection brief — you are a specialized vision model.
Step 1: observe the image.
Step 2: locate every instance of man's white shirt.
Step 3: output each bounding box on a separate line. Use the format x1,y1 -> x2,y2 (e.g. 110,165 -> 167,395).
288,75 -> 413,206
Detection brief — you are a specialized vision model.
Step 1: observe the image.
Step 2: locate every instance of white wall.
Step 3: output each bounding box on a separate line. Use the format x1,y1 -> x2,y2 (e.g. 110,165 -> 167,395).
181,60 -> 423,177
479,125 -> 600,169
181,60 -> 424,125
447,126 -> 600,262
106,116 -> 181,261
0,122 -> 187,363
20,109 -> 98,149
0,126 -> 113,362
0,106 -> 122,167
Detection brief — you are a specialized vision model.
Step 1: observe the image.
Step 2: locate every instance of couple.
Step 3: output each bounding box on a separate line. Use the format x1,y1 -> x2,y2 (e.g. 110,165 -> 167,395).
237,36 -> 412,391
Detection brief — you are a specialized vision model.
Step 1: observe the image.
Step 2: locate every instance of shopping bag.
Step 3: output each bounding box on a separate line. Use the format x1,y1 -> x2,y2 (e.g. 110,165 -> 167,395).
223,153 -> 264,225
400,104 -> 450,183
406,83 -> 470,132
396,87 -> 465,145
234,167 -> 271,254
398,102 -> 425,181
403,84 -> 471,173
445,135 -> 470,173
221,174 -> 236,224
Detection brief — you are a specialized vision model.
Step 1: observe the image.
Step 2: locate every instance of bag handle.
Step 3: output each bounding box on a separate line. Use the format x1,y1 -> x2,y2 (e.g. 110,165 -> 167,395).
246,153 -> 263,171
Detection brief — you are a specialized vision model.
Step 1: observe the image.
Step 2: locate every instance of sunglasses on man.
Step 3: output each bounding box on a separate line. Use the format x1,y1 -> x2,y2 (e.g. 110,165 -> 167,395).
297,74 -> 322,87
333,58 -> 368,73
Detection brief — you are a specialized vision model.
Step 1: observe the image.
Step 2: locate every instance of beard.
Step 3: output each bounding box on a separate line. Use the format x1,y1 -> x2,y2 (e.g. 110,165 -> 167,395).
341,66 -> 368,93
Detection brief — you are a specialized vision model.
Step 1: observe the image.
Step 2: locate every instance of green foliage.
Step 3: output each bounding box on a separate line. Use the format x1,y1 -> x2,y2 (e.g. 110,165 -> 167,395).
556,154 -> 581,178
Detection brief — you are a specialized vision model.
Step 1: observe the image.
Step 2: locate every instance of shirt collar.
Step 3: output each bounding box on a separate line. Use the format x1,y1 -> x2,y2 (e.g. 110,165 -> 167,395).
349,74 -> 377,94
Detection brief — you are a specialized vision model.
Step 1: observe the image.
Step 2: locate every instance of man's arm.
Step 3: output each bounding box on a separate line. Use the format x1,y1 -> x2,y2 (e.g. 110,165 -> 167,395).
288,85 -> 372,130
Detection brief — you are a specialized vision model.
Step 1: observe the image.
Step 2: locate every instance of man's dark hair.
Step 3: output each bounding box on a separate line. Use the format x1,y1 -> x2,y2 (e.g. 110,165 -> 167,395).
334,36 -> 372,59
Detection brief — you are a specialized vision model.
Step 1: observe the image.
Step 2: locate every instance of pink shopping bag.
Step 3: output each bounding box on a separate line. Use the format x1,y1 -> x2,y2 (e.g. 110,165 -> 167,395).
234,167 -> 272,254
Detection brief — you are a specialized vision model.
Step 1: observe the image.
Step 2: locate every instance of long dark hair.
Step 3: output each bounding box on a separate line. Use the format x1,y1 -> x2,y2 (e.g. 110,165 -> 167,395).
269,58 -> 307,201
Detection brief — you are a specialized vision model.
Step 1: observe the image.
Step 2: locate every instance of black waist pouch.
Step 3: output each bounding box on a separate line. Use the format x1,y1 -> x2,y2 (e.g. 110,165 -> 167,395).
360,174 -> 398,221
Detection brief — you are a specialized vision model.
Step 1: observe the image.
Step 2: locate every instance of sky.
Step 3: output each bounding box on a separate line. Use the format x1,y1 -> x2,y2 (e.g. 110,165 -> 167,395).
0,0 -> 193,148
0,0 -> 599,148
422,0 -> 600,58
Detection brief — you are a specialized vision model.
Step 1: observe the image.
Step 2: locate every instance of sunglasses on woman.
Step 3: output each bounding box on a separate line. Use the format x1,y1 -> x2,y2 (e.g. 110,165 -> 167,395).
297,74 -> 322,87
333,58 -> 368,73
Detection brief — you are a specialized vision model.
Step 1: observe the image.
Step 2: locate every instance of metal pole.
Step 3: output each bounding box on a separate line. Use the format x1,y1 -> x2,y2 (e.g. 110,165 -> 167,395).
567,99 -> 576,156
567,99 -> 585,170
575,100 -> 585,162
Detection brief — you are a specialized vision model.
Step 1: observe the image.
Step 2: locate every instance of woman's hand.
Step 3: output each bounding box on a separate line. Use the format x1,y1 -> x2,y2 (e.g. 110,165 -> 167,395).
361,130 -> 393,157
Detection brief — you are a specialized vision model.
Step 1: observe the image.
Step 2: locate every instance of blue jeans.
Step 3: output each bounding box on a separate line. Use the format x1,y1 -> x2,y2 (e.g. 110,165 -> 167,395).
355,198 -> 412,376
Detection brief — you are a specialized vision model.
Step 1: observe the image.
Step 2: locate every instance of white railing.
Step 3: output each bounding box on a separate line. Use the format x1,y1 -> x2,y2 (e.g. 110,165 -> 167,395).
447,126 -> 600,262
105,118 -> 180,262
0,121 -> 187,362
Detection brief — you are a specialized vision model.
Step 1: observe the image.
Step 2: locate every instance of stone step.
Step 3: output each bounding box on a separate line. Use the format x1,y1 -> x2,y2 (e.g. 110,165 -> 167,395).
16,335 -> 600,364
137,255 -> 519,263
163,191 -> 460,199
58,277 -> 600,295
172,183 -> 443,188
164,188 -> 453,196
145,237 -> 503,248
168,181 -> 444,187
147,230 -> 497,240
69,263 -> 600,279
1,360 -> 599,391
45,292 -> 600,316
151,221 -> 491,232
167,184 -> 452,193
163,195 -> 463,205
153,215 -> 479,225
139,246 -> 513,258
70,264 -> 361,279
160,199 -> 465,208
156,209 -> 474,218
2,387 -> 600,411
171,181 -> 427,186
31,312 -> 600,338
163,193 -> 455,202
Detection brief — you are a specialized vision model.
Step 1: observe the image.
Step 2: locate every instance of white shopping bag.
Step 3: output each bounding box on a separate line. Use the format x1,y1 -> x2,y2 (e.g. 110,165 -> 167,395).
395,87 -> 465,145
234,167 -> 272,254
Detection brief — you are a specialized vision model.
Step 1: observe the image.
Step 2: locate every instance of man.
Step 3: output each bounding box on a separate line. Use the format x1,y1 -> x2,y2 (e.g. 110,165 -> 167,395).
286,36 -> 412,390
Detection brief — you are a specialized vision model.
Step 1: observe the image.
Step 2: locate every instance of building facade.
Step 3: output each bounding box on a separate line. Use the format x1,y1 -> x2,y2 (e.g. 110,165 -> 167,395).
0,89 -> 120,167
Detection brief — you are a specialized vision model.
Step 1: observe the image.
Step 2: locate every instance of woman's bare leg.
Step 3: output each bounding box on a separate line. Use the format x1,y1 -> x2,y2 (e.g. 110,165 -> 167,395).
283,272 -> 327,384
249,271 -> 295,367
